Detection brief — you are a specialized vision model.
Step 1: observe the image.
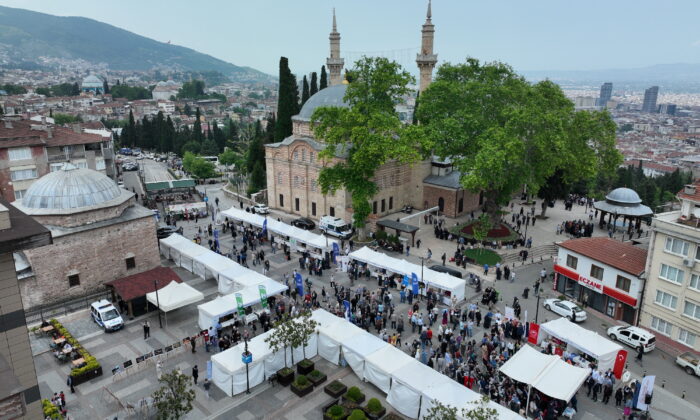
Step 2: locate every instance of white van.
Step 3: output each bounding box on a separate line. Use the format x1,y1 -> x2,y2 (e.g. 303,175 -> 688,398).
607,325 -> 656,353
90,300 -> 124,332
319,216 -> 352,239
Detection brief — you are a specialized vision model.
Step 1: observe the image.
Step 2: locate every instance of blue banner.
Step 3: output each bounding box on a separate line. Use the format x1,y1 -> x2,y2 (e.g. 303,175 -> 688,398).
206,360 -> 212,379
295,272 -> 304,297
332,242 -> 339,263
403,274 -> 409,287
343,300 -> 351,320
411,272 -> 420,295
262,218 -> 268,235
214,229 -> 219,239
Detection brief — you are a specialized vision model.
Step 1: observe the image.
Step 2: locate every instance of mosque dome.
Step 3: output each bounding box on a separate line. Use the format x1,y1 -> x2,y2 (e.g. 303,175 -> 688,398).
605,187 -> 642,206
21,164 -> 123,211
296,84 -> 349,120
81,74 -> 103,89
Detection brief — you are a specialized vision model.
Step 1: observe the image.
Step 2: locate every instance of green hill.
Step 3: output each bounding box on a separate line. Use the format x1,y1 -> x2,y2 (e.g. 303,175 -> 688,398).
0,6 -> 272,83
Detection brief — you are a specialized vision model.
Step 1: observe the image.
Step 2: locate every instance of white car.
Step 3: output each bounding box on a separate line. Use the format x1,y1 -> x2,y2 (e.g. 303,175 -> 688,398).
543,298 -> 587,322
252,203 -> 269,214
607,326 -> 656,353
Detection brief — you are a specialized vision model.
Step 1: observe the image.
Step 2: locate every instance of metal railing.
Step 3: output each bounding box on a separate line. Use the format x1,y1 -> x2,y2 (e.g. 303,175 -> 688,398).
47,152 -> 86,163
24,290 -> 111,325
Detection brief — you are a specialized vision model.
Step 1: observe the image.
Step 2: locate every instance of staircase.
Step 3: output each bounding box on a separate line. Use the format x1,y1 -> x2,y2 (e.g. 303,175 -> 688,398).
500,243 -> 558,266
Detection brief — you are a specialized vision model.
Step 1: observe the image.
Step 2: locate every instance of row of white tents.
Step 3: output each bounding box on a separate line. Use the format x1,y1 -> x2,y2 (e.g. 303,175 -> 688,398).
348,246 -> 466,303
211,309 -> 523,420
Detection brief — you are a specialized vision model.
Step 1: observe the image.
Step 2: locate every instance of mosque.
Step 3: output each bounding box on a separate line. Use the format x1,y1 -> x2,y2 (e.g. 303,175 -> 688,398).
264,2 -> 481,225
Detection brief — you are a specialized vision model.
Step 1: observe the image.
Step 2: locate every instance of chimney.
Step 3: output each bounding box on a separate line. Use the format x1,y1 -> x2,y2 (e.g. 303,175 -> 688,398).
72,123 -> 82,134
684,184 -> 696,196
4,120 -> 12,129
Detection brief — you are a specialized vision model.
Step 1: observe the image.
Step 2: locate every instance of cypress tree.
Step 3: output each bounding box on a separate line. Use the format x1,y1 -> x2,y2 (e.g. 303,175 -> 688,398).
412,91 -> 420,125
102,79 -> 110,94
274,57 -> 297,142
71,82 -> 80,96
193,108 -> 203,142
320,65 -> 328,90
301,75 -> 310,106
265,115 -> 276,143
310,72 -> 318,97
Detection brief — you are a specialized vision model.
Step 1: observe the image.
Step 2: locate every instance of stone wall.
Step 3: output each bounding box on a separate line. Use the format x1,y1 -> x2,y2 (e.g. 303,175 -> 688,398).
20,214 -> 160,308
423,185 -> 481,218
30,196 -> 135,228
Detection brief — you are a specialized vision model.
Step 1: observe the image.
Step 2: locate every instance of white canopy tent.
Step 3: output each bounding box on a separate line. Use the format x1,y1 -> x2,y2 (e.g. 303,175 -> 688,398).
349,246 -> 466,303
159,234 -> 208,272
539,317 -> 622,371
166,201 -> 207,216
317,317 -> 363,364
363,345 -> 415,393
341,333 -> 389,378
418,380 -> 522,420
192,251 -> 238,280
211,340 -> 267,396
386,360 -> 448,418
145,281 -> 204,312
217,266 -> 270,295
499,345 -> 589,403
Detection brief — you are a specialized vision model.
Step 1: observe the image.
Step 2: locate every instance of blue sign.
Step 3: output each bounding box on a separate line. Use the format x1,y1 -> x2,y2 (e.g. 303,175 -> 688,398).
262,218 -> 268,235
241,352 -> 253,364
204,196 -> 209,202
411,272 -> 420,295
295,272 -> 304,297
332,242 -> 340,263
214,229 -> 219,239
402,274 -> 409,287
206,361 -> 212,379
343,300 -> 351,320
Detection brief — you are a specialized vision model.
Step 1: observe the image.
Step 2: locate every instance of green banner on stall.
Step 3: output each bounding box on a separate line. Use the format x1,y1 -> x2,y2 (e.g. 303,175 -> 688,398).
258,285 -> 268,308
235,293 -> 245,316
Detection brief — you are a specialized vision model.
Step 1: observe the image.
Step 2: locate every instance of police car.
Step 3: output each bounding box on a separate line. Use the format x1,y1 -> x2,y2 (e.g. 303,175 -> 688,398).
90,300 -> 124,332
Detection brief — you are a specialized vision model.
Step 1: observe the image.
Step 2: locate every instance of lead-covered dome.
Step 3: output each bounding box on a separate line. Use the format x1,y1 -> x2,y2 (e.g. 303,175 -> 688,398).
296,84 -> 349,120
605,187 -> 642,206
21,164 -> 123,210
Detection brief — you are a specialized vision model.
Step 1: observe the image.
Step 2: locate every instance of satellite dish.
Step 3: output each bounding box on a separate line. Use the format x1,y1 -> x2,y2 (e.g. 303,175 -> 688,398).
622,371 -> 631,382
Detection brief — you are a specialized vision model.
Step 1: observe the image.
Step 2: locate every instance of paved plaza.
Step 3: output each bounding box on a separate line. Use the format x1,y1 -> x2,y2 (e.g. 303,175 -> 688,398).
29,172 -> 700,419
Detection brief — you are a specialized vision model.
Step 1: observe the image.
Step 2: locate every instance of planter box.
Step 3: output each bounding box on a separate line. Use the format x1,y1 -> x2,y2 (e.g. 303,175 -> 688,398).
290,382 -> 313,397
297,359 -> 315,375
324,381 -> 348,398
308,372 -> 327,386
277,368 -> 295,387
322,400 -> 348,420
364,407 -> 387,420
343,394 -> 366,405
70,366 -> 103,386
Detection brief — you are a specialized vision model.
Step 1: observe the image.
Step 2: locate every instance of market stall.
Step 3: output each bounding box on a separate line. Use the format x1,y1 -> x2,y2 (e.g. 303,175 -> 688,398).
217,265 -> 269,294
159,234 -> 207,272
419,380 -> 522,420
192,251 -> 238,280
538,317 -> 622,371
386,359 -> 447,418
145,281 -> 204,312
362,345 -> 415,393
341,332 -> 389,378
166,201 -> 208,219
211,338 -> 267,396
316,318 -> 364,365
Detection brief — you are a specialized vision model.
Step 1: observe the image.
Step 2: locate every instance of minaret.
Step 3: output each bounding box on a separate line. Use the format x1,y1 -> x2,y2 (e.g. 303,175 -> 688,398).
327,8 -> 344,86
416,0 -> 437,92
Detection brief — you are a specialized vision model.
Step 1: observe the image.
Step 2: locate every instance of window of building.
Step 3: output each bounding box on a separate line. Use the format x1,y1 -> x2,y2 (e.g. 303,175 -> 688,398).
309,152 -> 314,163
616,275 -> 631,292
301,149 -> 306,162
665,237 -> 690,256
125,257 -> 136,270
50,163 -> 64,172
590,264 -> 604,280
311,180 -> 317,192
311,202 -> 316,216
13,190 -> 26,200
650,316 -> 673,336
381,199 -> 386,213
389,197 -> 393,210
329,207 -> 335,217
278,172 -> 283,185
659,264 -> 684,285
655,290 -> 678,310
566,254 -> 578,270
279,194 -> 284,207
696,246 -> 700,261
96,159 -> 106,170
295,198 -> 300,211
8,147 -> 31,161
373,201 -> 377,214
678,329 -> 697,347
293,151 -> 298,160
10,168 -> 37,181
683,301 -> 700,320
690,274 -> 700,291
74,161 -> 87,169
294,176 -> 299,188
68,274 -> 80,287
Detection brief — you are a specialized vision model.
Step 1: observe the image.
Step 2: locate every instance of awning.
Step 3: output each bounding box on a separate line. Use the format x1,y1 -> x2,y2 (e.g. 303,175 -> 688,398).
539,317 -> 622,371
146,281 -> 204,312
105,267 -> 181,301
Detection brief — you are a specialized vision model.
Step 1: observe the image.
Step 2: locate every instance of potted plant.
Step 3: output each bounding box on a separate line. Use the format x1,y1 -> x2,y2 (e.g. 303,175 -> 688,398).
290,374 -> 313,397
297,358 -> 315,375
324,379 -> 348,398
324,404 -> 348,420
348,409 -> 369,420
265,316 -> 296,386
343,386 -> 366,405
307,369 -> 327,386
363,398 -> 386,420
383,413 -> 403,420
276,366 -> 295,387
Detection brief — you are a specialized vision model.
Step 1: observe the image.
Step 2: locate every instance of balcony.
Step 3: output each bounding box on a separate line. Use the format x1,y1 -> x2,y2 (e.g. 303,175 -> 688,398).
48,152 -> 85,163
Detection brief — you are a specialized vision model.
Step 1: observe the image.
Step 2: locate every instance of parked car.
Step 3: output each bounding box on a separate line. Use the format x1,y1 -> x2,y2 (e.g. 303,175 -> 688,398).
429,264 -> 463,278
676,352 -> 700,376
607,326 -> 656,353
157,225 -> 183,239
542,298 -> 587,322
319,215 -> 353,239
291,217 -> 316,230
90,300 -> 124,332
252,203 -> 269,214
401,205 -> 413,213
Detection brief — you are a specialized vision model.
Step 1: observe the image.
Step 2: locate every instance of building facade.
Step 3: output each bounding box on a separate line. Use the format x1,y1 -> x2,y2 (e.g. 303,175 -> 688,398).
598,82 -> 612,108
639,182 -> 700,352
0,117 -> 116,202
554,237 -> 647,324
642,85 -> 659,113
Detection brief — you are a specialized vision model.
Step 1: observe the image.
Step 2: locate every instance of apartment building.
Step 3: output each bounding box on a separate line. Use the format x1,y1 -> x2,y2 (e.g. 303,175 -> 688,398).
640,181 -> 700,352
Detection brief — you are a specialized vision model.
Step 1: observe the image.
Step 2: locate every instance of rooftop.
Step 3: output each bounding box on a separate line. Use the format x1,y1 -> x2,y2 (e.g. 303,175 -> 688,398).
295,84 -> 348,121
558,237 -> 647,277
104,267 -> 181,301
0,198 -> 52,254
0,119 -> 106,148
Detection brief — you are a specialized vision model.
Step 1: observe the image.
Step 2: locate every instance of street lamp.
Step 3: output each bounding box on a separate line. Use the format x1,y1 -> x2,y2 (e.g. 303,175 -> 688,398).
535,288 -> 541,323
242,333 -> 253,394
154,279 -> 163,328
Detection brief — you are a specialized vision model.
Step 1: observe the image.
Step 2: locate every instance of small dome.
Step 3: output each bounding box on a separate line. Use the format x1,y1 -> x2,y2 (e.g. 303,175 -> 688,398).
605,187 -> 642,205
21,164 -> 122,210
296,84 -> 349,120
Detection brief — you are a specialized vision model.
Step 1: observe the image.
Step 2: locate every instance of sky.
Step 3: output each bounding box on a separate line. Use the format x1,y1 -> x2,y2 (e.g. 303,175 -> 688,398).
1,0 -> 699,77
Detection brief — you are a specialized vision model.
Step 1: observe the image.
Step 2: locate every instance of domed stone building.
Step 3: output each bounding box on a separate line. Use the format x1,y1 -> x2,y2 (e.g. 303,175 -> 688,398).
593,187 -> 653,232
12,164 -> 160,308
81,74 -> 104,93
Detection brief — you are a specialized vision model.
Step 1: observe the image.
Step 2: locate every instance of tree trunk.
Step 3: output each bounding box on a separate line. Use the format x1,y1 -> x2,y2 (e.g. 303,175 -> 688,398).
356,225 -> 367,241
540,200 -> 548,218
482,190 -> 501,225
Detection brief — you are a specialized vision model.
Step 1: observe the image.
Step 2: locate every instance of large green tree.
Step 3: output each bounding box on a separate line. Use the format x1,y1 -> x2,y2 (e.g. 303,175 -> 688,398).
312,57 -> 427,238
274,57 -> 299,141
418,58 -> 621,222
152,369 -> 195,420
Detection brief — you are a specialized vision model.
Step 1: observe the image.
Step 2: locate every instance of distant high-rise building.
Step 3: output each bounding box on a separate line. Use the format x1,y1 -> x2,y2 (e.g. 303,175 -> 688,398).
598,82 -> 612,108
658,103 -> 677,116
642,86 -> 659,113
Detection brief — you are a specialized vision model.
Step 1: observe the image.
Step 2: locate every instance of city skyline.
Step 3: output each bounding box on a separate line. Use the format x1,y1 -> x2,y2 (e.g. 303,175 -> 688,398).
0,0 -> 699,77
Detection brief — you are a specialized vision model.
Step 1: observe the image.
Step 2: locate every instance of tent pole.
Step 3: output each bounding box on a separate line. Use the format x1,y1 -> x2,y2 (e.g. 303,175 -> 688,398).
525,384 -> 532,419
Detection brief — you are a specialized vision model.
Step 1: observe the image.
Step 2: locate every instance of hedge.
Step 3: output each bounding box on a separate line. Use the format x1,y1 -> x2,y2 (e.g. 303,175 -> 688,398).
49,319 -> 101,378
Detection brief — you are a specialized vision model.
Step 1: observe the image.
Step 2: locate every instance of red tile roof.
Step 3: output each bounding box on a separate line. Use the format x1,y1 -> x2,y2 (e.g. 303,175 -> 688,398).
104,267 -> 182,301
0,119 -> 105,148
557,237 -> 647,277
677,180 -> 700,203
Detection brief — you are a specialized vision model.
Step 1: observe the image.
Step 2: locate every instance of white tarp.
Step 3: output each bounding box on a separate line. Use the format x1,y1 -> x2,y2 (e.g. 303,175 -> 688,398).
499,345 -> 589,402
211,343 -> 265,396
160,234 -> 208,271
341,332 -> 389,378
419,380 -> 523,420
386,361 -> 447,418
218,265 -> 270,295
539,317 -> 622,371
317,317 -> 363,364
167,202 -> 207,215
146,281 -> 204,312
192,251 -> 238,280
363,345 -> 414,393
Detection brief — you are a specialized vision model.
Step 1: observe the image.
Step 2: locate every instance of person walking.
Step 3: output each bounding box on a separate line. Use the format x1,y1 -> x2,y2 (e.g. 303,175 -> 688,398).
143,320 -> 150,339
203,378 -> 211,399
67,374 -> 75,393
192,365 -> 199,385
636,345 -> 644,366
615,387 -> 623,407
156,359 -> 163,379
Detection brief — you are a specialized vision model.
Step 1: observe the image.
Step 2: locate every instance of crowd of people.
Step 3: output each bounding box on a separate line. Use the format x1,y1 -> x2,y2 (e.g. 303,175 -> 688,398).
559,219 -> 595,238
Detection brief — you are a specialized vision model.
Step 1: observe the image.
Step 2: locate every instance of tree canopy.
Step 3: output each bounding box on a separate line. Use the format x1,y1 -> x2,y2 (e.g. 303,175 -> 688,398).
274,57 -> 300,141
417,58 -> 621,221
182,152 -> 216,179
152,369 -> 195,420
312,56 -> 427,236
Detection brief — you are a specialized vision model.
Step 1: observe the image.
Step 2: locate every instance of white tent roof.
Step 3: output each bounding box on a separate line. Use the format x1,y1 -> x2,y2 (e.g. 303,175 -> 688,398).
364,345 -> 414,375
310,308 -> 343,328
198,294 -> 237,318
341,331 -> 388,357
420,380 -> 522,420
499,345 -> 589,402
540,317 -> 622,361
390,360 -> 446,393
146,281 -> 204,312
160,234 -> 208,259
318,319 -> 364,343
194,251 -> 238,276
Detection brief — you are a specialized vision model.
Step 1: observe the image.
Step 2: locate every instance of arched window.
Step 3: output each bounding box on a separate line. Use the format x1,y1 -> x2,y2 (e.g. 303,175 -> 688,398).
294,176 -> 299,187
278,172 -> 283,185
301,149 -> 306,162
309,152 -> 314,163
311,180 -> 317,192
293,151 -> 298,160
